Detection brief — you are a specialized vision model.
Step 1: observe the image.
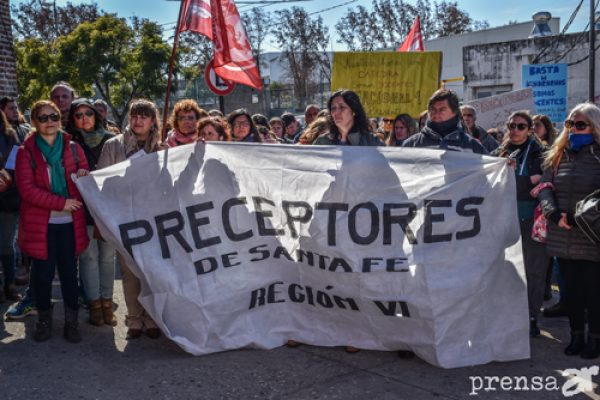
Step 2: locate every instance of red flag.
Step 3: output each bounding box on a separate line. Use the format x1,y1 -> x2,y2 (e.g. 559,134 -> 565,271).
210,0 -> 262,90
179,0 -> 213,40
398,16 -> 424,52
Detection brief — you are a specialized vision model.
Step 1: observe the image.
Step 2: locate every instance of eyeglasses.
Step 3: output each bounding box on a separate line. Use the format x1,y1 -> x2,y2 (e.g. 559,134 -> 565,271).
233,121 -> 250,127
383,119 -> 394,123
507,123 -> 529,131
177,116 -> 198,122
565,120 -> 590,131
74,110 -> 94,120
37,113 -> 60,123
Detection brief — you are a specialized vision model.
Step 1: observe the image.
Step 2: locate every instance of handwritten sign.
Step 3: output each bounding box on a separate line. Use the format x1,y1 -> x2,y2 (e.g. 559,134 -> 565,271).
522,63 -> 567,123
331,52 -> 441,118
467,87 -> 536,131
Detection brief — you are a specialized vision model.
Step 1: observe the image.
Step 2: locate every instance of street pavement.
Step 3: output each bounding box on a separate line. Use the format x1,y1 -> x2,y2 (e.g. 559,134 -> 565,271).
0,272 -> 598,400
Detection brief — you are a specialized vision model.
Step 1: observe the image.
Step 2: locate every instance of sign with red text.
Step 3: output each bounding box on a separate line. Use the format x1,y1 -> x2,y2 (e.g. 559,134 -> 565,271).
205,59 -> 236,96
76,143 -> 528,369
468,87 -> 536,131
331,52 -> 441,118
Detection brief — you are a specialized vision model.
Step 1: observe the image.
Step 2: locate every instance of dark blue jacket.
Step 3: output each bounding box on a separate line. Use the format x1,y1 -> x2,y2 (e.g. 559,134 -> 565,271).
402,124 -> 488,155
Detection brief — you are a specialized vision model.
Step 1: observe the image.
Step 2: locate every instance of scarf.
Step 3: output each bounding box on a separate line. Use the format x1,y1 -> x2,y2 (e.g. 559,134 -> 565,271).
166,129 -> 198,147
78,126 -> 105,148
568,133 -> 595,151
427,116 -> 459,138
35,131 -> 68,198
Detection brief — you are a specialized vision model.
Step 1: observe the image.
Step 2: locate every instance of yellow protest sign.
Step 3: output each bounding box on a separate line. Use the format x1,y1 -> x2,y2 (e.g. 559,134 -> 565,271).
331,52 -> 442,118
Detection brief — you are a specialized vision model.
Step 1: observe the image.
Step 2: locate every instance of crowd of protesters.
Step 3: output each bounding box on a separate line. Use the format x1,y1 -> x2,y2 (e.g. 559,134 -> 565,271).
0,81 -> 599,361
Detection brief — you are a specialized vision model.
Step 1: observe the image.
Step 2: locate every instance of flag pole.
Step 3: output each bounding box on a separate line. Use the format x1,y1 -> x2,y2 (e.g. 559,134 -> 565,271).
162,0 -> 186,141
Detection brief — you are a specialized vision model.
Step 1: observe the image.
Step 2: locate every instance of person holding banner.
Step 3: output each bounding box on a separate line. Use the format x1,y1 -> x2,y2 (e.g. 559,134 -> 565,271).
538,103 -> 600,359
402,90 -> 487,154
312,89 -> 385,147
15,100 -> 90,343
97,99 -> 163,340
226,109 -> 263,143
197,117 -> 232,142
490,111 -> 549,338
0,110 -> 20,303
385,114 -> 417,147
65,98 -> 117,327
165,100 -> 207,147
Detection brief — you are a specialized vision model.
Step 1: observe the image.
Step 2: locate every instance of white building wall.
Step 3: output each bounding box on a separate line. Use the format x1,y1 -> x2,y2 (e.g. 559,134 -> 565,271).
424,18 -> 560,95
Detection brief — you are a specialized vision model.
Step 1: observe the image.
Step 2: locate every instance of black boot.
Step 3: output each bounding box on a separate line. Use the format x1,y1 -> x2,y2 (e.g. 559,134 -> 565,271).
565,334 -> 586,356
543,300 -> 568,317
581,338 -> 600,359
34,305 -> 53,342
530,317 -> 541,338
397,350 -> 415,359
63,306 -> 82,343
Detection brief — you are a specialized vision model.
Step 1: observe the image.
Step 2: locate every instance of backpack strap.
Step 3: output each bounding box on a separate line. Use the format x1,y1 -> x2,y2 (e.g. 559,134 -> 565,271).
70,141 -> 79,168
26,147 -> 36,171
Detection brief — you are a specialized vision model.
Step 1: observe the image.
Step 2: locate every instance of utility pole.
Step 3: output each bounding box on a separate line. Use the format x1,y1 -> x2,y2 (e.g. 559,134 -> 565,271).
590,0 -> 596,103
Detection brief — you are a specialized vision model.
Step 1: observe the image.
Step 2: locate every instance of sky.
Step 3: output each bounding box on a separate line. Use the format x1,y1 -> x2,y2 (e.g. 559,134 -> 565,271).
35,0 -> 596,51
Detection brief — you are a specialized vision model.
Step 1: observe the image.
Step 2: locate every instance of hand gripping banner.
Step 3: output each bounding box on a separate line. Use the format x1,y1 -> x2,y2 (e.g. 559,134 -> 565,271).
75,143 -> 529,369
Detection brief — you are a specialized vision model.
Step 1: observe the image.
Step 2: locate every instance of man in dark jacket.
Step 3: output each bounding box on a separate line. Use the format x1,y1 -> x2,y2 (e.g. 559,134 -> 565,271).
461,105 -> 499,153
402,90 -> 488,154
281,113 -> 304,144
0,97 -> 31,144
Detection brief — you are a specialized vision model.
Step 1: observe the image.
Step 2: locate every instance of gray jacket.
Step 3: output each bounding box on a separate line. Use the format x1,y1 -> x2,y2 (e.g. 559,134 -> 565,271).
538,143 -> 600,261
312,130 -> 386,146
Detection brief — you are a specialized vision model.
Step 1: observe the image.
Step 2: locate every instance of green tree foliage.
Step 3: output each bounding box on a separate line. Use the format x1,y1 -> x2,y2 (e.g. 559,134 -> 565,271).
14,14 -> 195,127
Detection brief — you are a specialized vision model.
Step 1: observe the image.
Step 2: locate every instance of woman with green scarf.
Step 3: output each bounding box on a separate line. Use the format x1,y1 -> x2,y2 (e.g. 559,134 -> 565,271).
66,98 -> 117,328
15,100 -> 90,343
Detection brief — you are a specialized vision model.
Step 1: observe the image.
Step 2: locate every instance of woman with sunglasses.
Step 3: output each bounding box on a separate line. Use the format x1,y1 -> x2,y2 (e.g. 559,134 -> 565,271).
15,100 -> 90,342
227,109 -> 263,143
491,110 -> 549,338
165,100 -> 207,147
65,98 -> 117,327
538,103 -> 600,359
97,99 -> 163,340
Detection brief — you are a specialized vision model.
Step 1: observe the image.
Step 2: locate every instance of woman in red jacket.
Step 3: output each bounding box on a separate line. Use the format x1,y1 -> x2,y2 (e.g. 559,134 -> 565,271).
15,100 -> 90,343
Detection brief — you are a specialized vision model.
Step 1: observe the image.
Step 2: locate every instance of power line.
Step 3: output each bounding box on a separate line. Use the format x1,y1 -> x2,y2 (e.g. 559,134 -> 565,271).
532,0 -> 585,64
549,0 -> 599,64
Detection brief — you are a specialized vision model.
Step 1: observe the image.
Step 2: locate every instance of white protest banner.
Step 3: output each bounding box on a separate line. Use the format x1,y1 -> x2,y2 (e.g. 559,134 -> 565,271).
75,143 -> 529,369
468,87 -> 536,131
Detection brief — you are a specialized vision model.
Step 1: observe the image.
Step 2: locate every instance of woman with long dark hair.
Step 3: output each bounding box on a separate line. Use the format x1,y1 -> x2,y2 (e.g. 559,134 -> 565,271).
491,110 -> 549,338
312,89 -> 385,147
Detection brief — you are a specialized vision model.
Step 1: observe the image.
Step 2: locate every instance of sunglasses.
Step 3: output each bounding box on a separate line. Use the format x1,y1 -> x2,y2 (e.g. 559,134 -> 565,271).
37,113 -> 60,123
507,123 -> 529,131
74,110 -> 94,120
565,120 -> 590,131
383,119 -> 394,123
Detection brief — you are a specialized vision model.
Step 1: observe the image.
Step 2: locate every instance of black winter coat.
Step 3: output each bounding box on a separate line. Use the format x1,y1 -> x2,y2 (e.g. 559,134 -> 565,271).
313,130 -> 386,146
472,125 -> 500,153
538,142 -> 600,261
490,139 -> 547,202
402,125 -> 488,155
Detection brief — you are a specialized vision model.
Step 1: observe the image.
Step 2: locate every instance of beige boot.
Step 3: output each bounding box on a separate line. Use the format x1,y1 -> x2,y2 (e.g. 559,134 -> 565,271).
88,299 -> 104,327
101,298 -> 117,326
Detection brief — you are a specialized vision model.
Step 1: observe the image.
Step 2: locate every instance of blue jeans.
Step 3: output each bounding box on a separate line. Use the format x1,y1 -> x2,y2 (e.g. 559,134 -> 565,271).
33,223 -> 79,312
78,226 -> 116,301
0,212 -> 18,285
